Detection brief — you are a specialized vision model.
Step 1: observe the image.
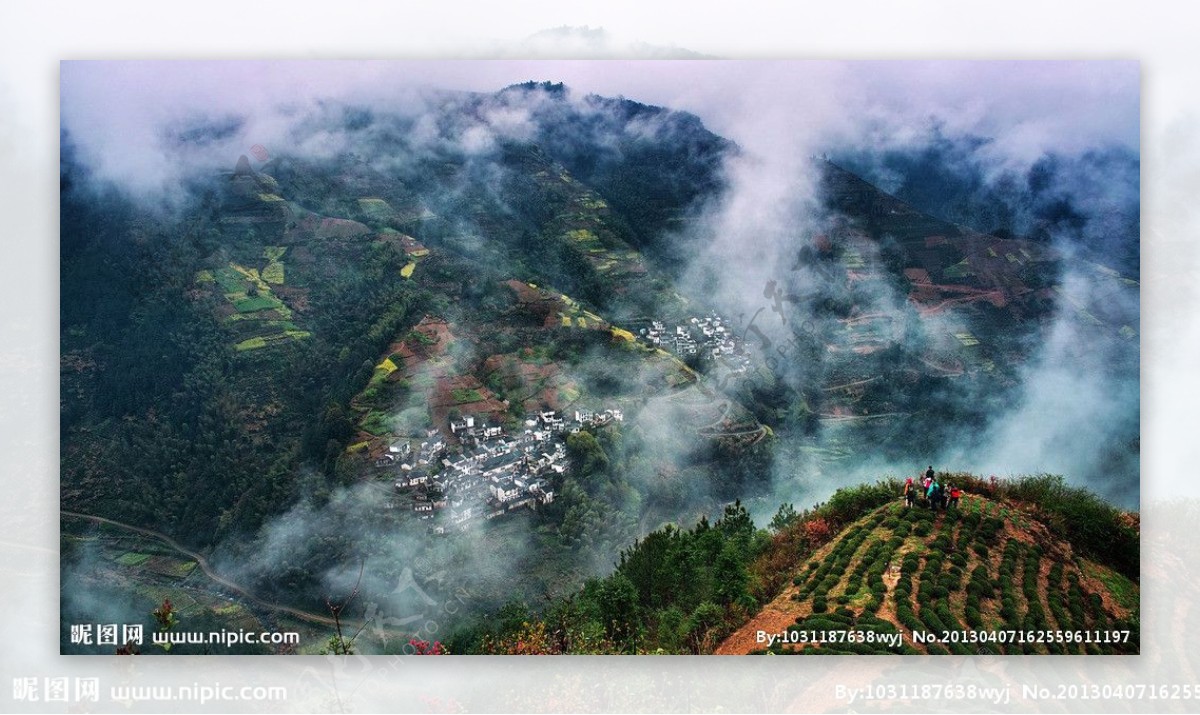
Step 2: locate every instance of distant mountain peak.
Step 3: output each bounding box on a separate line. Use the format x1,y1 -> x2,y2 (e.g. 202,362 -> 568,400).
501,80 -> 569,96
233,154 -> 254,177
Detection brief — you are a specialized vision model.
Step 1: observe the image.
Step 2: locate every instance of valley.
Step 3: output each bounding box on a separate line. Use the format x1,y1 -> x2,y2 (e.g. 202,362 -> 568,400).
60,79 -> 1139,655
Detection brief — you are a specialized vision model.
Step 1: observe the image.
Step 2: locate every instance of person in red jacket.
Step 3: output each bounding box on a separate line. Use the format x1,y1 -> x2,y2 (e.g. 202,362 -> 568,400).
948,486 -> 962,509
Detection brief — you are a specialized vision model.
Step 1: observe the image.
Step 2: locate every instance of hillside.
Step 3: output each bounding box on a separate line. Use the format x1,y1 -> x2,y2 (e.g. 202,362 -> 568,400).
718,478 -> 1139,655
442,474 -> 1137,655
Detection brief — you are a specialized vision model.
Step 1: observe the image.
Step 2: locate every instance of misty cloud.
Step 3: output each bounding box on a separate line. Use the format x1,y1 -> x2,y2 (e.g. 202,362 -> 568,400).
61,60 -> 1137,199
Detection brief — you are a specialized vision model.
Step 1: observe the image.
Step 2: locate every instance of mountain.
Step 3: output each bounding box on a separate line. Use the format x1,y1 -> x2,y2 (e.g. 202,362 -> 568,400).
60,82 -> 1138,654
833,136 -> 1141,277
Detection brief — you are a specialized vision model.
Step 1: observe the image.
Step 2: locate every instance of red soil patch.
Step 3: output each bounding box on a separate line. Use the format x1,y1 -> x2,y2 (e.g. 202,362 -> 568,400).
383,316 -> 453,378
481,354 -> 566,411
502,280 -> 579,327
428,374 -> 507,431
398,235 -> 428,255
503,279 -> 544,305
904,267 -> 932,284
315,217 -> 371,239
273,285 -> 310,312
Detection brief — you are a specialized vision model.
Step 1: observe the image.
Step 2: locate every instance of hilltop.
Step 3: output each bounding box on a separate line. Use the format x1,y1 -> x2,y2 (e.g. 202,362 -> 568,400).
718,474 -> 1139,655
443,473 -> 1137,655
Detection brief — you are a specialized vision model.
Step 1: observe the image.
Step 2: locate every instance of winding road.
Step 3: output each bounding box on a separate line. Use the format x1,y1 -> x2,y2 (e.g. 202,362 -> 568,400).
61,510 -> 407,638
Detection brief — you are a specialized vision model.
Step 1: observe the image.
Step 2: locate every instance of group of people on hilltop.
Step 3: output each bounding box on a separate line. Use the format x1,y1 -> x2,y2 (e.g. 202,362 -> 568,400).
903,465 -> 962,511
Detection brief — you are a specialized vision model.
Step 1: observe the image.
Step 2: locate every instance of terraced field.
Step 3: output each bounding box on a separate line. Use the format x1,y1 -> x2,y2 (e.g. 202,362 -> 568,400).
723,495 -> 1138,655
195,247 -> 311,352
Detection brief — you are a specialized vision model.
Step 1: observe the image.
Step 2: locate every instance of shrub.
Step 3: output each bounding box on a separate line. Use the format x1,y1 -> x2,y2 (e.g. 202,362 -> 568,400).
936,600 -> 966,632
919,607 -> 947,634
821,481 -> 903,525
1068,593 -> 1086,624
1004,474 -> 1138,579
968,566 -> 994,599
897,608 -> 922,632
798,617 -> 845,632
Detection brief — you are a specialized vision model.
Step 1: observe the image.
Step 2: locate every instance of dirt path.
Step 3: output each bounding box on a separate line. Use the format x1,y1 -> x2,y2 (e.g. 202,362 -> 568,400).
714,520 -> 856,655
822,376 -> 880,392
687,389 -> 769,444
714,579 -> 807,655
816,411 -> 907,423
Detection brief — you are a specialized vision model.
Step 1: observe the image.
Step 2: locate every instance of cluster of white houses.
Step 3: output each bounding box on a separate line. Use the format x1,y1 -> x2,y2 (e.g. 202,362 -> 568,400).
384,408 -> 624,534
641,313 -> 750,371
